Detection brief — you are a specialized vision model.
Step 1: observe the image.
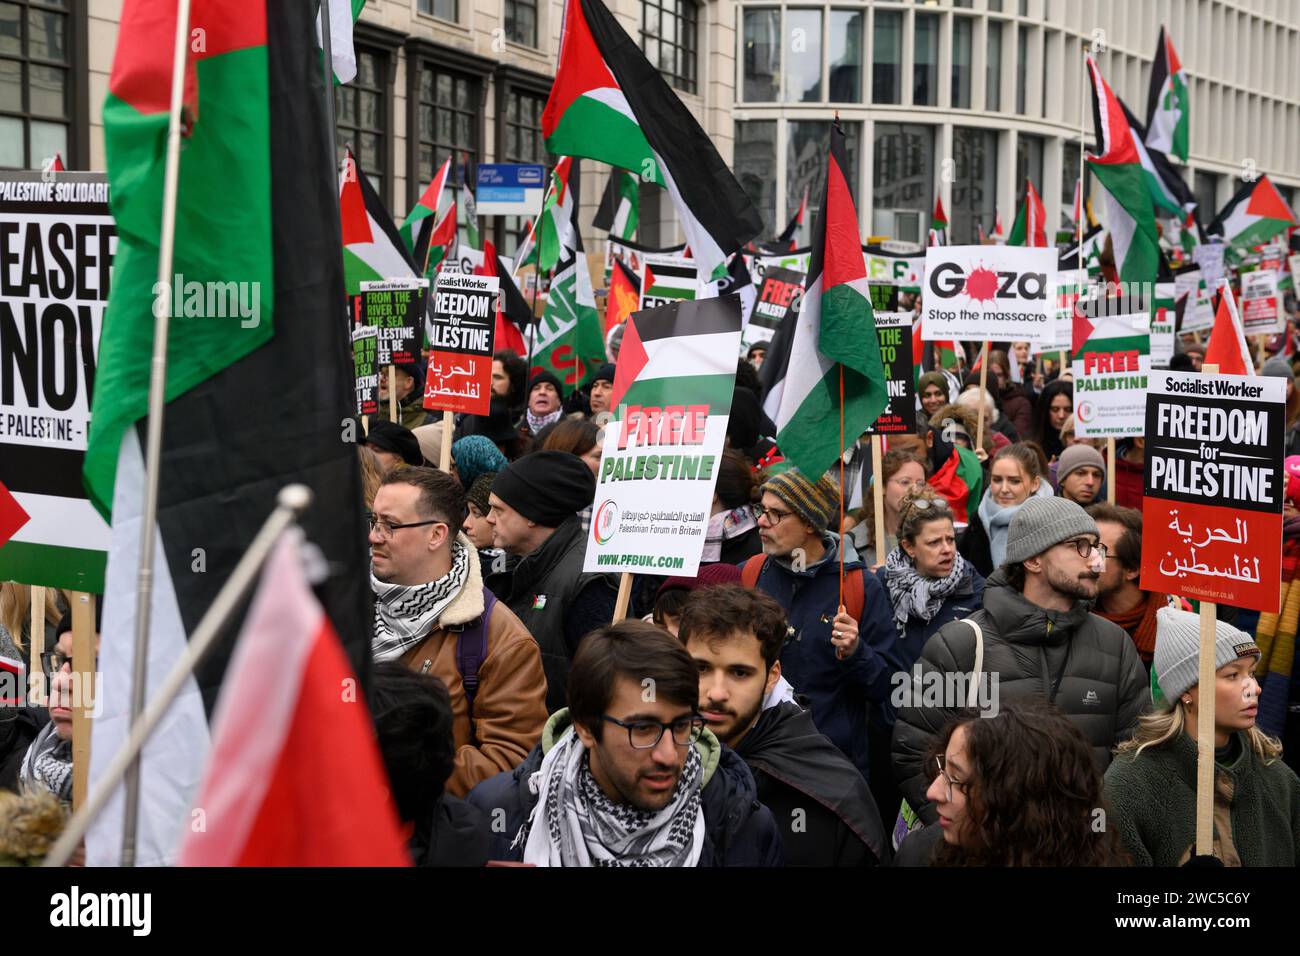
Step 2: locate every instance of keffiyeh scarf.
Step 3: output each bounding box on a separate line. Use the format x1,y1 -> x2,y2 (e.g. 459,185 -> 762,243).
519,728 -> 706,867
701,506 -> 758,562
372,539 -> 471,661
21,721 -> 73,804
883,546 -> 972,636
526,408 -> 563,435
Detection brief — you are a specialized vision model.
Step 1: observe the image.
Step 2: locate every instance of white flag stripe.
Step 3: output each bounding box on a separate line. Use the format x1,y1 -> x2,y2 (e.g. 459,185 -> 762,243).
770,275 -> 833,430
640,331 -> 745,381
10,493 -> 111,551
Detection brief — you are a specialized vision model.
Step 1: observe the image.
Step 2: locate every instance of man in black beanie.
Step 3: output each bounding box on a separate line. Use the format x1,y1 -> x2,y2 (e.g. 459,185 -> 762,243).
365,419 -> 425,470
588,363 -> 615,417
487,450 -> 619,711
523,370 -> 564,436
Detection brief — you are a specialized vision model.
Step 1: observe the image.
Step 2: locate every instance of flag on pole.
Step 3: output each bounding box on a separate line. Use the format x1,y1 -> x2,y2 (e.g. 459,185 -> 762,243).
85,0 -> 370,865
604,256 -> 641,332
931,196 -> 948,232
764,185 -> 809,253
592,168 -> 641,241
1071,178 -> 1082,225
1085,55 -> 1161,285
415,201 -> 457,278
398,156 -> 451,254
1119,98 -> 1195,216
760,122 -> 889,478
1208,174 -> 1299,252
459,153 -> 480,250
315,0 -> 366,85
340,149 -> 418,294
541,0 -> 761,286
1007,179 -> 1047,247
476,239 -> 531,355
1144,26 -> 1189,163
1204,280 -> 1255,376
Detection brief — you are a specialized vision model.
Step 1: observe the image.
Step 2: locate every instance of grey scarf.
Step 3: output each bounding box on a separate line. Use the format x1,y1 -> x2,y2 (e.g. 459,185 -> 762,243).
21,721 -> 73,804
371,540 -> 471,661
883,546 -> 971,635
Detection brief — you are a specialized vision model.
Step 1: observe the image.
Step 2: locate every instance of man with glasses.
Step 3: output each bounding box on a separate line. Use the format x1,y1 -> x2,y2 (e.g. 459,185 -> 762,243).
370,466 -> 547,798
741,470 -> 904,784
892,496 -> 1149,825
467,620 -> 783,865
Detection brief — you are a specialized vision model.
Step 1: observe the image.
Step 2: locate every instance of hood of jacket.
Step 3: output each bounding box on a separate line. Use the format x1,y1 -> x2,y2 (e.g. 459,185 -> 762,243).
979,567 -> 1094,646
435,532 -> 486,628
770,531 -> 862,579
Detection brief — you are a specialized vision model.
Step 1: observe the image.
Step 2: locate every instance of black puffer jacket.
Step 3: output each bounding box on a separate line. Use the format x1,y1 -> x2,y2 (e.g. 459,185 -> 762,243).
891,569 -> 1149,823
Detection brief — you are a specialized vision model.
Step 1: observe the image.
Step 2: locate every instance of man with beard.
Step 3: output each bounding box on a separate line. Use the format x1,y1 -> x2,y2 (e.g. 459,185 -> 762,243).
678,585 -> 887,866
892,496 -> 1149,824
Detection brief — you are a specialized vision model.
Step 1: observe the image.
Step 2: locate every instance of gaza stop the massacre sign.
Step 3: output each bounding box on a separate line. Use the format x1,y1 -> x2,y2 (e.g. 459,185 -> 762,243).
921,245 -> 1056,345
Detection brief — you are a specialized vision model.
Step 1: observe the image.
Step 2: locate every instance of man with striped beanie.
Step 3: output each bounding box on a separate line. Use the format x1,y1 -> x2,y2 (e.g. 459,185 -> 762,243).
738,468 -> 904,789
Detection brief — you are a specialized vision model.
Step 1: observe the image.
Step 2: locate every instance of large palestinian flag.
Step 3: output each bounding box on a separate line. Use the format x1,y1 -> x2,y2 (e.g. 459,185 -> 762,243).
84,0 -> 369,865
1144,26 -> 1188,163
1208,175 -> 1298,252
340,149 -> 419,294
1086,55 -> 1161,285
760,122 -> 889,478
542,0 -> 761,285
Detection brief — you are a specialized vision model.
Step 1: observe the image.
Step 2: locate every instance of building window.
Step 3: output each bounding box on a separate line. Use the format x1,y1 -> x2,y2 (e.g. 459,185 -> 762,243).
951,127 -> 997,244
415,65 -> 479,189
952,16 -> 973,110
872,9 -> 902,105
872,122 -> 932,243
335,48 -> 387,200
913,12 -> 938,106
505,0 -> 537,47
1016,25 -> 1028,115
828,9 -> 862,102
418,0 -> 457,22
498,80 -> 550,257
784,8 -> 822,103
742,8 -> 780,102
791,119 -> 860,244
1016,133 -> 1044,194
1193,170 -> 1219,219
641,0 -> 697,95
0,0 -> 72,169
1061,141 -> 1081,229
734,119 -> 778,236
986,19 -> 1002,112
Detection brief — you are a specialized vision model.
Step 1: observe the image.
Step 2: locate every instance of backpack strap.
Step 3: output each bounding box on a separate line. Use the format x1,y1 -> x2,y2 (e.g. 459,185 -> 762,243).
964,619 -> 985,708
455,587 -> 497,745
741,554 -> 767,588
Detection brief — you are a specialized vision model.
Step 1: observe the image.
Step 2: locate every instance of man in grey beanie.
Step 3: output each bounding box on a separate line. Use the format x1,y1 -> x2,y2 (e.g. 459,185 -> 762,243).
1261,355 -> 1300,458
1055,444 -> 1106,506
892,496 -> 1150,823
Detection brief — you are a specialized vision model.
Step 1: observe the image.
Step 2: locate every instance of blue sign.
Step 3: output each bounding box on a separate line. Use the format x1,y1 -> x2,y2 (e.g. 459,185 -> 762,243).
475,163 -> 546,215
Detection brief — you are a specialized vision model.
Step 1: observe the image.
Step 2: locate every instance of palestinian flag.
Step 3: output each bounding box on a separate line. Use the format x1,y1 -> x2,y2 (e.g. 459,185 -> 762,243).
178,533 -> 408,866
931,196 -> 948,232
1008,179 -> 1047,247
84,0 -> 369,865
1144,26 -> 1188,163
1208,175 -> 1298,252
476,239 -> 531,356
512,161 -> 566,272
610,295 -> 742,414
1086,55 -> 1161,285
1178,209 -> 1204,257
593,167 -> 640,241
1072,302 -> 1150,364
639,260 -> 697,309
605,256 -> 640,332
340,149 -> 418,295
1119,98 -> 1195,216
929,444 -> 984,527
398,155 -> 451,255
993,211 -> 1004,237
1204,279 -> 1255,376
542,0 -> 761,285
532,161 -> 605,390
760,122 -> 889,478
415,201 -> 457,277
48,151 -> 65,172
316,0 -> 366,85
459,158 -> 480,250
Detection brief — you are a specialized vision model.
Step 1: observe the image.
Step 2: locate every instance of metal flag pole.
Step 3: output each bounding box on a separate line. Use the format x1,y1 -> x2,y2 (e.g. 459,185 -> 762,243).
120,0 -> 195,867
320,0 -> 339,172
46,486 -> 315,869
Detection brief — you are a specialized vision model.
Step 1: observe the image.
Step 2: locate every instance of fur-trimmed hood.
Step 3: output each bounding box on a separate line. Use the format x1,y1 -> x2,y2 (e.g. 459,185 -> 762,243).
0,789 -> 66,866
437,532 -> 486,628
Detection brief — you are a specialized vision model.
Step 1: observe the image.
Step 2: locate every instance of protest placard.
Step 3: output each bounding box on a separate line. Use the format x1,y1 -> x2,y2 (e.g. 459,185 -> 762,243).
1141,371 -> 1284,613
639,258 -> 698,310
352,324 -> 379,417
1193,241 -> 1226,287
743,267 -> 803,351
360,278 -> 428,366
1172,267 -> 1214,333
1150,282 -> 1176,368
605,235 -> 686,283
1071,300 -> 1150,439
862,312 -> 915,435
584,296 -> 742,577
1240,268 -> 1281,335
922,245 -> 1056,344
0,171 -> 112,591
424,272 -> 498,415
1289,254 -> 1300,288
1035,270 -> 1086,356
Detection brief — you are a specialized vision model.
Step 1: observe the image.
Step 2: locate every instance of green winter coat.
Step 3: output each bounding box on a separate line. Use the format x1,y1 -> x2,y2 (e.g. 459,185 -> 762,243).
1103,729 -> 1300,866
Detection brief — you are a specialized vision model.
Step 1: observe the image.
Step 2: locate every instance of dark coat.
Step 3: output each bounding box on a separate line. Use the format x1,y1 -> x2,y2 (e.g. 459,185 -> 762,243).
736,702 -> 887,866
891,568 -> 1149,823
892,822 -> 944,866
998,382 -> 1034,439
0,707 -> 47,794
956,508 -> 994,578
875,564 -> 987,679
466,716 -> 785,866
409,794 -> 491,867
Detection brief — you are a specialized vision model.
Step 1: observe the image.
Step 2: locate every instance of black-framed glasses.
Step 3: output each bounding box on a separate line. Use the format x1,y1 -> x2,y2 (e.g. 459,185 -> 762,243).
751,504 -> 795,526
366,513 -> 445,541
1062,536 -> 1108,560
932,754 -> 967,802
603,714 -> 705,749
40,650 -> 97,678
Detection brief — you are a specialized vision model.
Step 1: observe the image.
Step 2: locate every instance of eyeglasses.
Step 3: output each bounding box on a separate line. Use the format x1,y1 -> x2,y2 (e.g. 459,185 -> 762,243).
603,714 -> 706,750
40,650 -> 97,678
367,513 -> 445,541
932,754 -> 967,802
1062,537 -> 1108,560
751,504 -> 795,526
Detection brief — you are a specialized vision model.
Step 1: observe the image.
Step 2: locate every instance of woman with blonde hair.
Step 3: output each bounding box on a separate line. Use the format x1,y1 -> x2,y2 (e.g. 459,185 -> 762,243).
0,583 -> 62,671
1103,607 -> 1300,866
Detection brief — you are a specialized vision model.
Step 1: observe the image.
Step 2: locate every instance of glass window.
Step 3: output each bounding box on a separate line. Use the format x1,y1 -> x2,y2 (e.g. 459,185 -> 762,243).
913,12 -> 938,106
742,8 -> 780,102
638,180 -> 665,247
1016,132 -> 1044,196
0,0 -> 71,169
734,120 -> 778,236
500,86 -> 549,257
784,8 -> 822,103
986,20 -> 1002,111
505,0 -> 537,47
789,120 -> 859,245
641,0 -> 697,94
1193,171 -> 1219,218
872,122 -> 933,243
1016,25 -> 1028,114
1061,142 -> 1081,228
872,9 -> 902,105
988,0 -> 1003,10
418,0 -> 457,21
336,49 -> 388,197
415,64 -> 478,192
952,16 -> 973,109
828,9 -> 862,102
951,127 -> 997,244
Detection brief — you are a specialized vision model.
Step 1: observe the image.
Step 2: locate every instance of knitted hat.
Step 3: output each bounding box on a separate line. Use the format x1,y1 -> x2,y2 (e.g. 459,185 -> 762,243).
1003,496 -> 1099,564
529,370 -> 563,397
1056,444 -> 1107,485
365,420 -> 423,467
1261,356 -> 1295,385
491,450 -> 595,527
592,363 -> 616,384
410,423 -> 448,470
746,342 -> 768,359
760,471 -> 840,534
452,434 -> 509,489
465,473 -> 495,517
1153,606 -> 1260,704
655,562 -> 744,601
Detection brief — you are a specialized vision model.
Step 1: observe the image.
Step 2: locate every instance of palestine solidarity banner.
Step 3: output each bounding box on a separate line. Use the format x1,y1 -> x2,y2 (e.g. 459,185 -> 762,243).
0,170 -> 112,590
1071,300 -> 1150,439
922,245 -> 1056,344
584,295 -> 742,577
862,312 -> 915,435
743,266 -> 803,351
425,272 -> 499,415
1141,371 -> 1284,613
359,278 -> 428,367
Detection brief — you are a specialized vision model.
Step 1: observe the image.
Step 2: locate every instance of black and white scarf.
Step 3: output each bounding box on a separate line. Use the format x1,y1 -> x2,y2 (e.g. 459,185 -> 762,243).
519,728 -> 705,867
526,408 -> 562,435
883,546 -> 972,636
20,721 -> 73,804
371,540 -> 471,661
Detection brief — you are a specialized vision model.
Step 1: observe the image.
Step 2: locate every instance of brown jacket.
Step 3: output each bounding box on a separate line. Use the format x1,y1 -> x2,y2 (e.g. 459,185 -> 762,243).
400,535 -> 548,797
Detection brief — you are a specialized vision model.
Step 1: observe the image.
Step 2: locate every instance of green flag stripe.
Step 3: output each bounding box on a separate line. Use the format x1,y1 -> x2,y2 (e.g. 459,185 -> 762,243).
0,541 -> 107,592
614,374 -> 735,418
545,96 -> 662,186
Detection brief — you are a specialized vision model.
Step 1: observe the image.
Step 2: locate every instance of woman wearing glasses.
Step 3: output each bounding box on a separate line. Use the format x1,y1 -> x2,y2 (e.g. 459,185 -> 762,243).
847,449 -> 929,567
895,700 -> 1125,866
959,442 -> 1054,577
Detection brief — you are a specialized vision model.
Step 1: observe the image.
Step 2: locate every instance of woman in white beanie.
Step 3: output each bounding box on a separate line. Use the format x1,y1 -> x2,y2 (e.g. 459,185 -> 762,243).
1103,606 -> 1300,866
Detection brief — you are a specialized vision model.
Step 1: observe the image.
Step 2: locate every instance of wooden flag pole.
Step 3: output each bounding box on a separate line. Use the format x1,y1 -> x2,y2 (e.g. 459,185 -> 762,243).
612,572 -> 633,623
70,591 -> 95,811
439,409 -> 454,471
387,365 -> 398,424
28,586 -> 46,706
974,340 -> 990,454
1106,437 -> 1117,504
871,435 -> 886,565
361,414 -> 369,437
